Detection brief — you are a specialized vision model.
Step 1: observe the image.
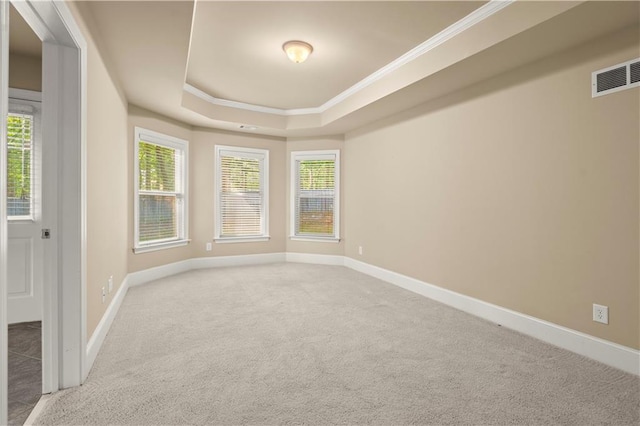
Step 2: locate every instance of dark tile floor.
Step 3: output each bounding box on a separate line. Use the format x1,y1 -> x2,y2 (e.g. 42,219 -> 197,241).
8,321 -> 42,426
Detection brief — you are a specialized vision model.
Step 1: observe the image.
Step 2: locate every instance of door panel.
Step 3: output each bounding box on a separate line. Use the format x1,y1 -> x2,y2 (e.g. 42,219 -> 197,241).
8,232 -> 42,323
7,237 -> 31,296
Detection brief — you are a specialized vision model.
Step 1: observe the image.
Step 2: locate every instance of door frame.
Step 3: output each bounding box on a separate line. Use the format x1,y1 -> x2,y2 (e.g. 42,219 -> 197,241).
1,0 -> 87,422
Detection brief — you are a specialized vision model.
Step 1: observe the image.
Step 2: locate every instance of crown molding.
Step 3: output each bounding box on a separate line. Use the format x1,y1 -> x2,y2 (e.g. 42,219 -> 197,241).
183,84 -> 316,116
317,0 -> 514,112
184,0 -> 515,118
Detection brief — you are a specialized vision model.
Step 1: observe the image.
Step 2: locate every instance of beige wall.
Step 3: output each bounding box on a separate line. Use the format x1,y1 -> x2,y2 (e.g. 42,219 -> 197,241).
344,26 -> 640,349
190,128 -> 287,258
9,53 -> 41,92
286,137 -> 345,256
67,2 -> 130,340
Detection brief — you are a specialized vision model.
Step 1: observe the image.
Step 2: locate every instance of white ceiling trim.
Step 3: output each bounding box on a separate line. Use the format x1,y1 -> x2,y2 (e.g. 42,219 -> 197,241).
185,0 -> 515,117
317,0 -> 515,113
183,84 -> 318,116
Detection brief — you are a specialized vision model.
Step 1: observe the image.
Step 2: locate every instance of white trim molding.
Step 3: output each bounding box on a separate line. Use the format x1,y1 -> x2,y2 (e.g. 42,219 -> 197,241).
214,145 -> 269,243
127,259 -> 194,288
290,150 -> 340,242
343,257 -> 640,376
285,253 -> 345,266
86,276 -> 130,370
319,0 -> 514,113
189,253 -> 285,270
9,0 -> 89,393
8,88 -> 41,102
134,127 -> 189,253
127,253 -> 287,288
0,3 -> 9,423
183,84 -> 317,117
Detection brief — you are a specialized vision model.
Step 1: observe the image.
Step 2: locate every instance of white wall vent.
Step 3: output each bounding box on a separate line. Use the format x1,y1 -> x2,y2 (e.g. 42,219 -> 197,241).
592,58 -> 640,97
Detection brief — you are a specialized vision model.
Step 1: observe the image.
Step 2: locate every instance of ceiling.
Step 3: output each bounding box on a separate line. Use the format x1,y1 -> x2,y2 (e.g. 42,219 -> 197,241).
20,1 -> 639,138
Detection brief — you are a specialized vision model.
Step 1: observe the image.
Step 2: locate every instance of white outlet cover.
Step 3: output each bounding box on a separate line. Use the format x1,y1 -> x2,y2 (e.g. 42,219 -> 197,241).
593,303 -> 609,324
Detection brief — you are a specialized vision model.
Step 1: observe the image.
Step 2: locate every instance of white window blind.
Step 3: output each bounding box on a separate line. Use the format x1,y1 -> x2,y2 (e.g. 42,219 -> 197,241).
291,150 -> 340,240
134,128 -> 188,251
215,146 -> 269,241
7,112 -> 34,219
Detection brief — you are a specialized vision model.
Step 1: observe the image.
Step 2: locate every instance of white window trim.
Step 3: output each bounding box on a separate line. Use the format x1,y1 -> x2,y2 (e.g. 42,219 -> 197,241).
133,127 -> 189,253
290,150 -> 340,242
7,91 -> 41,223
214,145 -> 270,243
289,237 -> 341,243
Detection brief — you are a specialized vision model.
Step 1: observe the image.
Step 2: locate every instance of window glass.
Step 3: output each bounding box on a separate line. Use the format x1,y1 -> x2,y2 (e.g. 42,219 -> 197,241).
215,146 -> 269,242
7,112 -> 34,219
134,128 -> 188,251
291,151 -> 340,241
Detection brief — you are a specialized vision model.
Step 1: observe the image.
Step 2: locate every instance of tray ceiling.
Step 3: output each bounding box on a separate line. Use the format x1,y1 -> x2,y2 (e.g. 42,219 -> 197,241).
186,1 -> 484,110
70,1 -> 639,137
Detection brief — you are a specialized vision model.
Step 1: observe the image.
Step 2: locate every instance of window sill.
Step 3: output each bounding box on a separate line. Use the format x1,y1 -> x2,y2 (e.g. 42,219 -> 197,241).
290,236 -> 341,243
214,236 -> 270,244
133,239 -> 190,254
8,217 -> 35,223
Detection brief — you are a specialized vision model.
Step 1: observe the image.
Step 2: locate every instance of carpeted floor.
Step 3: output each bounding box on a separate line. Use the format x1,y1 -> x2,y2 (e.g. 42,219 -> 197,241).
34,263 -> 639,425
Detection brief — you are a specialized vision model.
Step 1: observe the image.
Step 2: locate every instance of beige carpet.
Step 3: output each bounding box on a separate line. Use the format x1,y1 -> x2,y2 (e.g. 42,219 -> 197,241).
35,263 -> 639,425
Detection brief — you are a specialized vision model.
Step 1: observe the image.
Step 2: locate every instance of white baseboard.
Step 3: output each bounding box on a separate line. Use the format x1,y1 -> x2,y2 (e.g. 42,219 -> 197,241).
127,259 -> 193,287
343,257 -> 640,376
24,393 -> 51,426
286,252 -> 345,265
127,253 -> 287,289
85,275 -> 130,373
190,252 -> 286,270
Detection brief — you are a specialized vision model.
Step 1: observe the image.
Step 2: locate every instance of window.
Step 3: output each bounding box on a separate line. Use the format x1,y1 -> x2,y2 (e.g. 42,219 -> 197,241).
290,150 -> 340,241
214,145 -> 269,242
7,101 -> 39,221
134,127 -> 188,252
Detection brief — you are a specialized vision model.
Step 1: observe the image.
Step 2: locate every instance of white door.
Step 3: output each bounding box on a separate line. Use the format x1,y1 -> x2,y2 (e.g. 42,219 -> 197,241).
7,93 -> 42,324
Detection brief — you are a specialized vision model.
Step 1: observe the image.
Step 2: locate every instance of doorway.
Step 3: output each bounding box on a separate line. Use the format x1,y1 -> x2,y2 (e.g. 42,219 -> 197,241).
1,1 -> 87,423
7,92 -> 43,423
6,5 -> 43,424
6,5 -> 43,425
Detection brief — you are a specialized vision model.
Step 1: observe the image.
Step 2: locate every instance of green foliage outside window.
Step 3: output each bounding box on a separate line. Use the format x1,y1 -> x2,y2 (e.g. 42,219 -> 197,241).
297,159 -> 335,235
138,141 -> 176,192
138,141 -> 178,242
7,114 -> 33,217
299,160 -> 334,190
221,156 -> 260,192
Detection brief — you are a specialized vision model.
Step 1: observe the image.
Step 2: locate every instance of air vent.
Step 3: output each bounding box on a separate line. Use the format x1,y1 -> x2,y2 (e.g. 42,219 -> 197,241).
596,66 -> 626,92
592,58 -> 640,97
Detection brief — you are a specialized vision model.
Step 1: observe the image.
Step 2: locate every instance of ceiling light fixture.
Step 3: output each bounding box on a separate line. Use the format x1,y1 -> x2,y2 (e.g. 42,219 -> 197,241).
282,40 -> 313,64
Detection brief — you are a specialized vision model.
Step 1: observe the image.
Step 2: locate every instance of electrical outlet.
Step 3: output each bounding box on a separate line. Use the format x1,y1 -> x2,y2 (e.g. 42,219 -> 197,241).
108,275 -> 113,293
101,287 -> 106,304
358,246 -> 363,255
593,304 -> 608,324
206,242 -> 212,251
